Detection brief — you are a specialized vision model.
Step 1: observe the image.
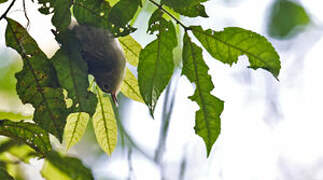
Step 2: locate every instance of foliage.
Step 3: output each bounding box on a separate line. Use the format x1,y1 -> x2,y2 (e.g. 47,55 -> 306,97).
0,0 -> 282,178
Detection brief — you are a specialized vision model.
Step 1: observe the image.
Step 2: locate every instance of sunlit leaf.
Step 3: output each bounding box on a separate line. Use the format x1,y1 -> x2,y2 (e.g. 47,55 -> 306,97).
7,143 -> 38,163
138,9 -> 177,116
42,151 -> 94,180
182,33 -> 224,157
92,88 -> 117,156
268,0 -> 310,39
0,167 -> 14,180
0,111 -> 32,122
121,68 -> 144,103
191,26 -> 281,78
0,120 -> 51,155
5,18 -> 69,141
63,112 -> 89,151
119,35 -> 142,67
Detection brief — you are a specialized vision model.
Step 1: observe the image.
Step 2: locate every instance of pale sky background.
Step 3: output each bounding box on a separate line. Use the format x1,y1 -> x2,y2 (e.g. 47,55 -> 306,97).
1,0 -> 323,180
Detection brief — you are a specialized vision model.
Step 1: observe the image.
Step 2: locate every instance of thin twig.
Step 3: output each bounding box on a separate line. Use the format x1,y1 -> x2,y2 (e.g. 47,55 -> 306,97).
22,0 -> 30,29
0,0 -> 17,21
148,0 -> 189,31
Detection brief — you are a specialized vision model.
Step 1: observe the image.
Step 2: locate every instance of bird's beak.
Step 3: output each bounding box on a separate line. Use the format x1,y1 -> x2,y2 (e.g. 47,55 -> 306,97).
111,93 -> 118,107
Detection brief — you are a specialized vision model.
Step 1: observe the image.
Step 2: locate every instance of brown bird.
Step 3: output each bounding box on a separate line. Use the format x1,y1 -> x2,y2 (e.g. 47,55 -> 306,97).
69,20 -> 126,105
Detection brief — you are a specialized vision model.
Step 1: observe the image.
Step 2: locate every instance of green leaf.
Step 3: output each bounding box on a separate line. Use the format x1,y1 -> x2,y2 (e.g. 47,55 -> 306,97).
0,167 -> 14,180
7,143 -> 38,163
0,0 -> 8,4
92,87 -> 117,156
0,111 -> 32,122
161,0 -> 208,8
121,68 -> 144,103
42,151 -> 94,180
138,10 -> 177,116
191,26 -> 281,78
172,4 -> 208,17
108,0 -> 140,36
73,0 -> 111,28
63,112 -> 89,151
118,35 -> 142,67
52,30 -> 98,116
0,120 -> 52,155
73,0 -> 136,37
182,33 -> 224,157
38,0 -> 71,31
5,18 -> 69,142
268,0 -> 310,39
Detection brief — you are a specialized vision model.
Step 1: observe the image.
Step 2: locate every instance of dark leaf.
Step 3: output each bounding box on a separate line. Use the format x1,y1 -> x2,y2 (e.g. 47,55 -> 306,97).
52,30 -> 98,116
182,33 -> 224,157
268,0 -> 310,39
0,167 -> 14,180
191,26 -> 281,79
161,0 -> 208,8
73,0 -> 136,37
5,18 -> 69,142
0,0 -> 8,4
108,0 -> 140,36
172,3 -> 208,18
42,151 -> 94,180
0,120 -> 52,155
138,10 -> 177,116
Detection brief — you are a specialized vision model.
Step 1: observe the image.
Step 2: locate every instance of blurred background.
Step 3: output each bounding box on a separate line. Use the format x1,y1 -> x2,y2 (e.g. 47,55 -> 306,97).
1,0 -> 323,179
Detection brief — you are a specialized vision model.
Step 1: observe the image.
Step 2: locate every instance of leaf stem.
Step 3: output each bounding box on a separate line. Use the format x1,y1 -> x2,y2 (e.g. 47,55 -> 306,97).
148,0 -> 190,31
0,0 -> 16,21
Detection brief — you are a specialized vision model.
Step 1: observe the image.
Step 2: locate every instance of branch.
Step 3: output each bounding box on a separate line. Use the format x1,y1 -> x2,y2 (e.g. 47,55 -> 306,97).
0,0 -> 17,21
148,0 -> 190,31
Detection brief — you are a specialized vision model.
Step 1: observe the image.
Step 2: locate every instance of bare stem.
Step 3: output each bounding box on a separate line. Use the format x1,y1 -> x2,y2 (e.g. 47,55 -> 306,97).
0,0 -> 17,21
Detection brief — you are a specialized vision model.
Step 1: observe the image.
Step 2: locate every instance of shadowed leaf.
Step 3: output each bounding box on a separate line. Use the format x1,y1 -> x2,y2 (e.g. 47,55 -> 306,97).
0,167 -> 14,180
5,18 -> 69,142
0,120 -> 51,155
182,33 -> 224,157
161,0 -> 208,8
42,151 -> 94,180
73,0 -> 136,37
191,26 -> 281,78
138,9 -> 177,116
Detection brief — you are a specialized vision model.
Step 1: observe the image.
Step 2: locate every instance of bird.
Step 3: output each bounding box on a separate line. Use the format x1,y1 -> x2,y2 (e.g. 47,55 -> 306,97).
68,19 -> 126,105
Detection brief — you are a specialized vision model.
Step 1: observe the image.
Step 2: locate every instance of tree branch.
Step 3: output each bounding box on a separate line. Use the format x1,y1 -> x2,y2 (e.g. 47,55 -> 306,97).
148,0 -> 190,31
0,0 -> 17,21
